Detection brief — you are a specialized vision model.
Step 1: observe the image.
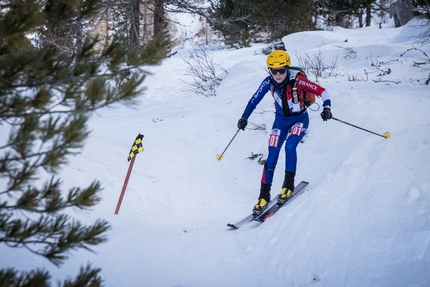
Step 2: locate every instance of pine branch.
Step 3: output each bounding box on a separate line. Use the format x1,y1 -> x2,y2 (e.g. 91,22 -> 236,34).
0,0 -> 169,284
0,213 -> 110,266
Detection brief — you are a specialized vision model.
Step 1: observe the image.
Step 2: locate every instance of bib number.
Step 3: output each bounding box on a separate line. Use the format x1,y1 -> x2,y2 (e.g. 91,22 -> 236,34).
290,123 -> 303,136
268,129 -> 281,147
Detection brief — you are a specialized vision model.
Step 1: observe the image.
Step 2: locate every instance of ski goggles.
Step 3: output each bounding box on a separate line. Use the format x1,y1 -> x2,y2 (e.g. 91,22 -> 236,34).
269,68 -> 287,75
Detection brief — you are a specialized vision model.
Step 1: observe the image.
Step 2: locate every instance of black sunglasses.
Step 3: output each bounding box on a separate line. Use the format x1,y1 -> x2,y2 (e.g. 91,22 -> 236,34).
270,68 -> 287,75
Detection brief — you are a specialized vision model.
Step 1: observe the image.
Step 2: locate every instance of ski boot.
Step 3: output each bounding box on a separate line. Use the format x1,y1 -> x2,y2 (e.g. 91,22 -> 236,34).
252,183 -> 271,217
277,171 -> 295,206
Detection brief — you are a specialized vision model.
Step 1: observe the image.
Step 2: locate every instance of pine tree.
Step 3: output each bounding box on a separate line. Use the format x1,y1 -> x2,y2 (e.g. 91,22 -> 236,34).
0,0 -> 168,285
316,0 -> 379,28
208,0 -> 254,47
247,0 -> 316,39
316,0 -> 355,27
209,0 -> 316,46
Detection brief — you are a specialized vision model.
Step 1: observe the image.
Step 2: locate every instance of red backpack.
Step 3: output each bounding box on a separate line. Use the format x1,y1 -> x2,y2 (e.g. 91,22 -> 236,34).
270,67 -> 316,109
270,66 -> 318,116
287,66 -> 316,107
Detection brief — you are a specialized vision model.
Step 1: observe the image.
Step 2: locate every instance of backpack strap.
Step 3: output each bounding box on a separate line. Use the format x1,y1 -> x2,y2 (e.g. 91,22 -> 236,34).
270,80 -> 290,116
270,78 -> 309,116
281,83 -> 290,116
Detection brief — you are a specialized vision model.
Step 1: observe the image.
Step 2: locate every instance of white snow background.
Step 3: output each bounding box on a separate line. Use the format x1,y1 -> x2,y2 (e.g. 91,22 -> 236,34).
1,17 -> 430,287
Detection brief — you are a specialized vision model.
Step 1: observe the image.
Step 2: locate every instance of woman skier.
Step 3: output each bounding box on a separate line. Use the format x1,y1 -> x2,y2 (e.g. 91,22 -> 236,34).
237,50 -> 333,216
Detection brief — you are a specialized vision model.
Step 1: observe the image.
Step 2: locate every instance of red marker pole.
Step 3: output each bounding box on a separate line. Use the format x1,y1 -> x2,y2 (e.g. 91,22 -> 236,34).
114,155 -> 137,214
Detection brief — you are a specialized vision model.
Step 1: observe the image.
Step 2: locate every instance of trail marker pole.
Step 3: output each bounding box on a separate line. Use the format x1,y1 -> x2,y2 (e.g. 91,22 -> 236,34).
115,156 -> 136,214
115,133 -> 144,214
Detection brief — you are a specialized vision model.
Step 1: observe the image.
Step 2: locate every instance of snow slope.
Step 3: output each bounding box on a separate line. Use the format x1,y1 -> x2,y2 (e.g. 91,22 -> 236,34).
1,19 -> 430,287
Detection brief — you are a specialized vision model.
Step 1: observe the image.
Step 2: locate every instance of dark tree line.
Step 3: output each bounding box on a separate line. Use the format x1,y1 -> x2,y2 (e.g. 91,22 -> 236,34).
208,0 -> 387,47
17,0 -> 430,56
208,0 -> 429,47
208,0 -> 316,46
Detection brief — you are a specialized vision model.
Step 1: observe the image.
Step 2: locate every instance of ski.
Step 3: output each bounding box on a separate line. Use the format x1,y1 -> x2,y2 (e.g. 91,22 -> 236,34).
227,181 -> 309,229
254,181 -> 309,223
227,195 -> 280,229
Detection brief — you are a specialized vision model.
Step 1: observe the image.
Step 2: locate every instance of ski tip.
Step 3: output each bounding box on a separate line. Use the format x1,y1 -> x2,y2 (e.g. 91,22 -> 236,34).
227,223 -> 238,229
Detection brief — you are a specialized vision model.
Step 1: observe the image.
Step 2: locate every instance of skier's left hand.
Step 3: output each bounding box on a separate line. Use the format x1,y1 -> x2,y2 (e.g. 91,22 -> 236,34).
320,106 -> 332,121
237,118 -> 248,130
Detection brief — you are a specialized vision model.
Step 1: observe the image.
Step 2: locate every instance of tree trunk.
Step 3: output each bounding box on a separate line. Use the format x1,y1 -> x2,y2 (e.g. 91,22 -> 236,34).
142,0 -> 150,45
358,11 -> 364,27
391,0 -> 414,27
153,0 -> 164,37
129,0 -> 140,51
76,5 -> 83,54
366,4 -> 372,26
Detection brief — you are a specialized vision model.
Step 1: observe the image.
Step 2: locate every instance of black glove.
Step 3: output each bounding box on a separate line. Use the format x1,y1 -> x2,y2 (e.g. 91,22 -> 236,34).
237,118 -> 248,130
320,106 -> 332,121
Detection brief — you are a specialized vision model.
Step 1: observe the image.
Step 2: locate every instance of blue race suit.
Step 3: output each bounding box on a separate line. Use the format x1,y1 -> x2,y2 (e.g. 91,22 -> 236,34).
241,72 -> 330,185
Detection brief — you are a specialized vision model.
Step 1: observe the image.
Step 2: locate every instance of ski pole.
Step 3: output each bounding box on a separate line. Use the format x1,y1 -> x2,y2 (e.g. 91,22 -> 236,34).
331,117 -> 390,139
216,128 -> 240,161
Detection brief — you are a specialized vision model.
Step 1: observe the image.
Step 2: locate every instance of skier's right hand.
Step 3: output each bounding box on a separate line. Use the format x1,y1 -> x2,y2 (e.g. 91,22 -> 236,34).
320,106 -> 332,121
237,118 -> 248,130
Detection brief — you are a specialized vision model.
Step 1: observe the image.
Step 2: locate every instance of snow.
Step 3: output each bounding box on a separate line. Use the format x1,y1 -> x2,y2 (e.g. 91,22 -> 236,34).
2,19 -> 430,286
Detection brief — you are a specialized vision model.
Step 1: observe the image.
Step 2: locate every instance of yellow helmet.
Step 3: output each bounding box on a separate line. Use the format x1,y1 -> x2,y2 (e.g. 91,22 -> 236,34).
267,50 -> 291,68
